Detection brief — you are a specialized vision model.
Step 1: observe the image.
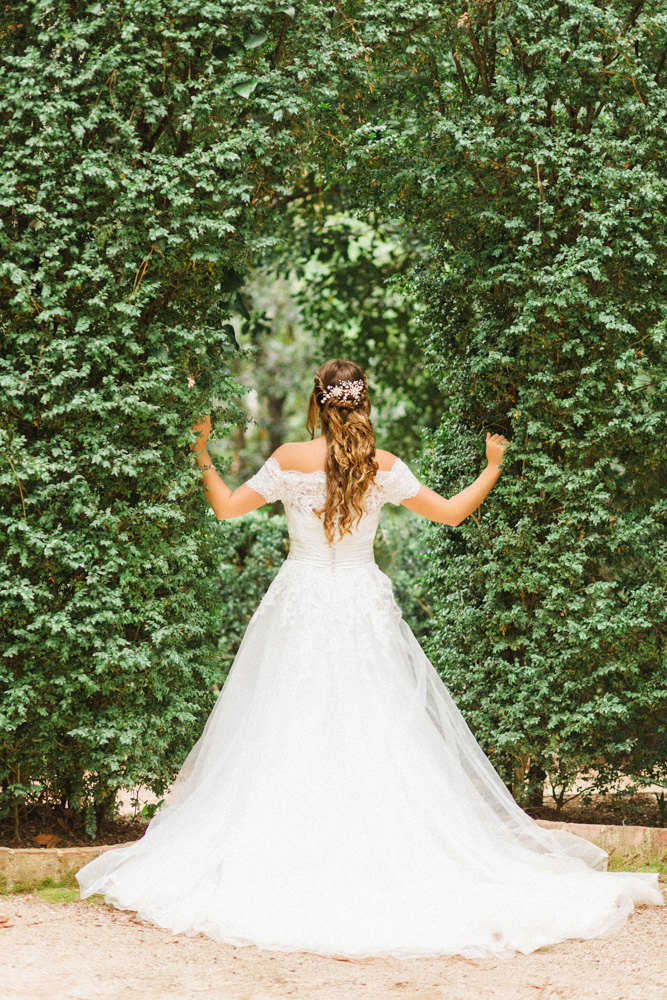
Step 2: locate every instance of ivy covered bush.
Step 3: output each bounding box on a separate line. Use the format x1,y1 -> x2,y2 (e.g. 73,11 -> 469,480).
348,0 -> 667,803
0,0 -> 427,836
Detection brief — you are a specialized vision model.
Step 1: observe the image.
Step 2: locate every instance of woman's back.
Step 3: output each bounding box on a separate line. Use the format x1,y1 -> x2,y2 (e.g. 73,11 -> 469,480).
269,437 -> 398,476
246,451 -> 421,568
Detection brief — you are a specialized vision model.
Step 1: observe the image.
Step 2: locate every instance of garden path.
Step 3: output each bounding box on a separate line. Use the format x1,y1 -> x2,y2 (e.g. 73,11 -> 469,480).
0,885 -> 665,1000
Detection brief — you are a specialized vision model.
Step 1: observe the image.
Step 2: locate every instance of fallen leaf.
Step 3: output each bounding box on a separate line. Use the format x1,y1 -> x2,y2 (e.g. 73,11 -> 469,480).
32,833 -> 60,848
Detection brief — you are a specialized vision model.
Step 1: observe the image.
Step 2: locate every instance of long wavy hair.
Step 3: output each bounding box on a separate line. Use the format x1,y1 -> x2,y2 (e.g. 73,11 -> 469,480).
306,359 -> 378,545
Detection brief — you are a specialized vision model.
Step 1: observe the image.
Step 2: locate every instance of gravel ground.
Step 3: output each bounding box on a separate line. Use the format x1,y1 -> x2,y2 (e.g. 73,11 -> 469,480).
1,885 -> 666,1000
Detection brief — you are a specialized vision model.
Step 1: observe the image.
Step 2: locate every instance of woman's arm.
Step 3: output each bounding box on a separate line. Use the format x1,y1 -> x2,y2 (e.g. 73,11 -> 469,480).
401,432 -> 509,526
190,414 -> 268,520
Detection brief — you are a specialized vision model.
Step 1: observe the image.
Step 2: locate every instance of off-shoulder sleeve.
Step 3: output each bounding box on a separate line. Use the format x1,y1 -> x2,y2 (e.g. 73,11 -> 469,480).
381,457 -> 422,506
245,456 -> 283,504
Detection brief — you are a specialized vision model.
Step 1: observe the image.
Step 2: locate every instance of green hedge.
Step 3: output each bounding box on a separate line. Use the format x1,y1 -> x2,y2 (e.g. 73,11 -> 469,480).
348,1 -> 667,803
0,0 -> 431,836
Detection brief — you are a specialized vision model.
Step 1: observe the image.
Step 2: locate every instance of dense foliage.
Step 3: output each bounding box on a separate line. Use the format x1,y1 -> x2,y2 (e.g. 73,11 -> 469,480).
218,204 -> 438,484
345,1 -> 667,803
0,0 -> 428,836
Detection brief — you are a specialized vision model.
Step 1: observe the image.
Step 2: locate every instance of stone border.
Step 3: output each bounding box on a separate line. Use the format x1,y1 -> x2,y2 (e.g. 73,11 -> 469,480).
1,821 -> 665,893
0,843 -> 121,893
536,819 -> 667,857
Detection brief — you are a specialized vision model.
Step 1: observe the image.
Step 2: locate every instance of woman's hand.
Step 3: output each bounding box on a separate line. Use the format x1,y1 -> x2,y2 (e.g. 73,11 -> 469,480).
187,402 -> 270,520
191,414 -> 211,459
486,431 -> 509,469
403,432 -> 510,526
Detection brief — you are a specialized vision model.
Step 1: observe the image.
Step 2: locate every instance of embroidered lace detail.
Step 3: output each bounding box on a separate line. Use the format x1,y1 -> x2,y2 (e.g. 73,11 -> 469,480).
243,456 -> 422,639
248,561 -> 405,651
378,457 -> 422,506
245,455 -> 421,513
246,457 -> 283,504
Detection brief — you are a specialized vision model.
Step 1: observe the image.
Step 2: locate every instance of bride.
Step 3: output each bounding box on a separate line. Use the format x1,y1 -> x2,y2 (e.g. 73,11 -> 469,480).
76,358 -> 662,959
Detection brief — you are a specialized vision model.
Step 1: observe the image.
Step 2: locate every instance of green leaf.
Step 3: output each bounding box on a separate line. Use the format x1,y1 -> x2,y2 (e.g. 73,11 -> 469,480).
232,79 -> 259,99
219,268 -> 245,295
221,324 -> 240,351
235,292 -> 251,321
243,32 -> 268,49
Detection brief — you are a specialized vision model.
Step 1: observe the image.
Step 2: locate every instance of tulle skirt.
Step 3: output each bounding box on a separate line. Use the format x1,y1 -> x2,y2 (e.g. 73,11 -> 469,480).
76,557 -> 662,958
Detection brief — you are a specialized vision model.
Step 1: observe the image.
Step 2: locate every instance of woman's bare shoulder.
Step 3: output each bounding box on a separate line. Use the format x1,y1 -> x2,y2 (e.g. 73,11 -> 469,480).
270,439 -> 326,472
271,442 -> 400,474
374,449 -> 399,472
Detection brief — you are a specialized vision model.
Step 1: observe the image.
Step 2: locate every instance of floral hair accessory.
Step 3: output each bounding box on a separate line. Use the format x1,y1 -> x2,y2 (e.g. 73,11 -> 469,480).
320,379 -> 366,405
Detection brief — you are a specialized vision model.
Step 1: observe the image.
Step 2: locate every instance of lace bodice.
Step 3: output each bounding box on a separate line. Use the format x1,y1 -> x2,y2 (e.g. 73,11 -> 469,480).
246,456 -> 421,567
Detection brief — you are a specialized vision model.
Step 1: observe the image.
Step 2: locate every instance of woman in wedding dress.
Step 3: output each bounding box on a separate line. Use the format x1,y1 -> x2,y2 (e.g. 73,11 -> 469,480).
76,358 -> 662,959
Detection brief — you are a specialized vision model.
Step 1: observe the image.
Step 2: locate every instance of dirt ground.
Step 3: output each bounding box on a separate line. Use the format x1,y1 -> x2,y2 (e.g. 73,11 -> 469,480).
1,883 -> 666,1000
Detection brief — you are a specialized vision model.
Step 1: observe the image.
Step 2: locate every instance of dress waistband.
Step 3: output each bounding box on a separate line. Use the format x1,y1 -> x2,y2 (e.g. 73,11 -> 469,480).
286,552 -> 375,569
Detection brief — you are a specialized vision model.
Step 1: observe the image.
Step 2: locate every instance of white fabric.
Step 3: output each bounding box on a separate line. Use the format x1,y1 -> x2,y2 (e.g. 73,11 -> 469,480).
76,458 -> 663,959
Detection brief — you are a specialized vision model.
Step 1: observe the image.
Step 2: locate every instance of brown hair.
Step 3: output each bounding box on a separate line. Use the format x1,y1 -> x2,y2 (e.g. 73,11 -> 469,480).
306,359 -> 378,545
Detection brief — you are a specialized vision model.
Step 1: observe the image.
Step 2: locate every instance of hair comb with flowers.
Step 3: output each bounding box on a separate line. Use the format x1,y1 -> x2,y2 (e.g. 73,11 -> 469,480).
319,379 -> 366,405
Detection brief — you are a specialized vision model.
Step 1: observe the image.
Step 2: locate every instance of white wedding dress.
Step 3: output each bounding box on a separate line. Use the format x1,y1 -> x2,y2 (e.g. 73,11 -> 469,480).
76,456 -> 662,959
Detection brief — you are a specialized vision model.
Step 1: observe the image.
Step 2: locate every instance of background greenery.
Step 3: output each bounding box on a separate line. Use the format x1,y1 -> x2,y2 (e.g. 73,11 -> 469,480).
2,0 -> 666,838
